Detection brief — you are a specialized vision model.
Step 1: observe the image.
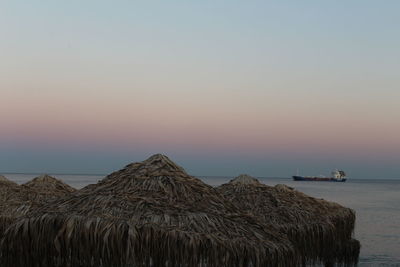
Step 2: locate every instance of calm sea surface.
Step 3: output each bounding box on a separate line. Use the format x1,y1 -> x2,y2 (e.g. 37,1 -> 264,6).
4,174 -> 400,266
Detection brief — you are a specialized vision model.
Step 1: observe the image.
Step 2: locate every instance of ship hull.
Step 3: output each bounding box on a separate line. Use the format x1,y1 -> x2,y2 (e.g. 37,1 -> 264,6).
292,176 -> 347,182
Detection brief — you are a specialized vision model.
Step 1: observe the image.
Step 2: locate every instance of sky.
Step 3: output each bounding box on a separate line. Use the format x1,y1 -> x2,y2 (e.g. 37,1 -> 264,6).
1,1 -> 399,179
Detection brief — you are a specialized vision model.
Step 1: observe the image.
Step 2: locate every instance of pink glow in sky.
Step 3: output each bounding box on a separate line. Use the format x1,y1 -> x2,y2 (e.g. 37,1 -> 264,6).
2,85 -> 399,157
1,1 -> 400,178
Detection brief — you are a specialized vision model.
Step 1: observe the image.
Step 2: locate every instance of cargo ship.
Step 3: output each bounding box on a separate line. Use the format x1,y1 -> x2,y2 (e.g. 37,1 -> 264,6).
293,170 -> 347,182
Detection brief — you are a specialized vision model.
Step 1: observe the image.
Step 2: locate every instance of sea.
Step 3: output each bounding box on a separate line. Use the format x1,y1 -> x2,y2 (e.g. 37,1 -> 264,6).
3,173 -> 400,266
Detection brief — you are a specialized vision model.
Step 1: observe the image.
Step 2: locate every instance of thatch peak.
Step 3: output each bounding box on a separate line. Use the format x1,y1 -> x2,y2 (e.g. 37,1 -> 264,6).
123,153 -> 186,173
24,174 -> 57,185
30,174 -> 54,182
100,153 -> 190,188
23,174 -> 76,194
147,153 -> 175,162
0,175 -> 17,186
274,184 -> 294,192
229,174 -> 261,185
95,154 -> 212,200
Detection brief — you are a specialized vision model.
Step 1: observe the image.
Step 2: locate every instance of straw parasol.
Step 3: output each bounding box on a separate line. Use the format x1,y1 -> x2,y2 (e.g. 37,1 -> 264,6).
217,174 -> 360,266
1,154 -> 299,267
0,175 -> 76,238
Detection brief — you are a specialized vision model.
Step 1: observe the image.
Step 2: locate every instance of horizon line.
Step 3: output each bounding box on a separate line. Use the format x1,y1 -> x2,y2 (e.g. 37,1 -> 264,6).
1,172 -> 400,180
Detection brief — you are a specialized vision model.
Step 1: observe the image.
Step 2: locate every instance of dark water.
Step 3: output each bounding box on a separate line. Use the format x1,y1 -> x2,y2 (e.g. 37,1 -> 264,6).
4,174 -> 400,266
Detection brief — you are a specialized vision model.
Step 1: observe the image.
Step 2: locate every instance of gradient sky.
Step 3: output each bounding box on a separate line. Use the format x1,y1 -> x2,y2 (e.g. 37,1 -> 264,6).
1,1 -> 399,178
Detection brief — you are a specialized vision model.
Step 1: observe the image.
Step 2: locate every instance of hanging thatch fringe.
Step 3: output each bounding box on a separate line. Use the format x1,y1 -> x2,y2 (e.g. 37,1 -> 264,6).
1,215 -> 298,267
0,181 -> 32,237
0,217 -> 14,239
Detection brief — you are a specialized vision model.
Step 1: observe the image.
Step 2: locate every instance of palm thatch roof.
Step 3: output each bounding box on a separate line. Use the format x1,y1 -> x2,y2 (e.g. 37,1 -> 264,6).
23,174 -> 76,197
0,154 -> 299,267
218,175 -> 360,266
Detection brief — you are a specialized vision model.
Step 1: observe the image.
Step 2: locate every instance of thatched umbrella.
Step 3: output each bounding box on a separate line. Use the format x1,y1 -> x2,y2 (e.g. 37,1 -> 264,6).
0,175 -> 75,238
1,154 -> 299,267
23,174 -> 76,197
217,174 -> 360,266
